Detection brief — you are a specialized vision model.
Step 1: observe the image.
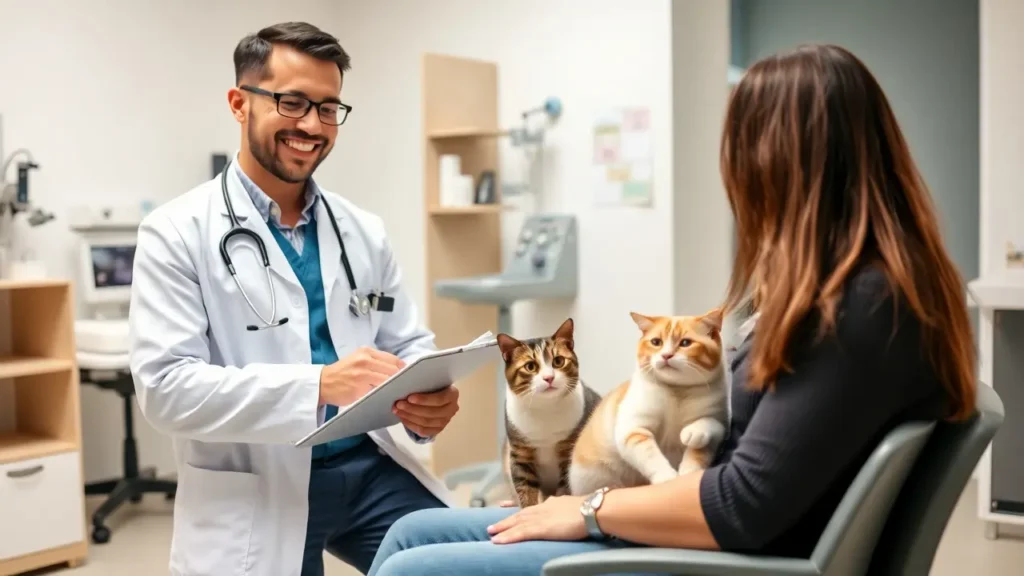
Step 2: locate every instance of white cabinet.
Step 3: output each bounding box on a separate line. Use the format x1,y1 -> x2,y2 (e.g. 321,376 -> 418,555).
0,452 -> 86,560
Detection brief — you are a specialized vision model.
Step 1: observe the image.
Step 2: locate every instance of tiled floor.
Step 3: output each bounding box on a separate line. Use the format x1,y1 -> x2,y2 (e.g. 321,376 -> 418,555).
22,480 -> 1024,575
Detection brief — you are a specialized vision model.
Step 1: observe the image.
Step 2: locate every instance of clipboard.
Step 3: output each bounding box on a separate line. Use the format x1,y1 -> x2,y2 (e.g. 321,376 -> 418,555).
295,333 -> 501,448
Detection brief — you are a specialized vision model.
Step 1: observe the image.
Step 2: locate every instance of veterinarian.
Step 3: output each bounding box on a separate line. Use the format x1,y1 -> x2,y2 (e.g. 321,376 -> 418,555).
128,22 -> 456,576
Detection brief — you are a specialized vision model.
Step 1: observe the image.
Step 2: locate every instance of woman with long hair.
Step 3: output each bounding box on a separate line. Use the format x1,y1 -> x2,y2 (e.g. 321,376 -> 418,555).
366,44 -> 977,576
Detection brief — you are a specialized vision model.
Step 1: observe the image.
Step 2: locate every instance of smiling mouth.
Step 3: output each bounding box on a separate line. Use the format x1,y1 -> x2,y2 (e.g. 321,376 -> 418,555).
281,138 -> 321,153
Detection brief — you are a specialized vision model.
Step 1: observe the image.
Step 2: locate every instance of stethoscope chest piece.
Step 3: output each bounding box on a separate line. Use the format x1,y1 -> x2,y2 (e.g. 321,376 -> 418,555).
349,293 -> 372,317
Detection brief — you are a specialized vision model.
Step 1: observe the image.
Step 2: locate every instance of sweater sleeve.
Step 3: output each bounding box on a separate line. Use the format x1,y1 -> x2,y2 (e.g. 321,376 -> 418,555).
698,280 -> 924,552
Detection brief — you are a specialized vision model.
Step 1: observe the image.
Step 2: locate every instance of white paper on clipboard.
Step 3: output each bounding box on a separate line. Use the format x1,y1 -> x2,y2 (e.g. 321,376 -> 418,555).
295,332 -> 500,448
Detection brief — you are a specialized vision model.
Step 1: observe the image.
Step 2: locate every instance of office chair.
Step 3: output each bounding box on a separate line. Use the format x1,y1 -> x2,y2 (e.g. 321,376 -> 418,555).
543,383 -> 1003,576
82,367 -> 177,544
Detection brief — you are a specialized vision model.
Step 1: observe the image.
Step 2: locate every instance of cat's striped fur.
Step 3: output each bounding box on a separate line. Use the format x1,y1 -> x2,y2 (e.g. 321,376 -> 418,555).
497,319 -> 602,507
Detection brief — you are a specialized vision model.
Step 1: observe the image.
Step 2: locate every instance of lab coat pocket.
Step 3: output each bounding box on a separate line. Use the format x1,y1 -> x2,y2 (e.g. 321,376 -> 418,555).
173,463 -> 260,575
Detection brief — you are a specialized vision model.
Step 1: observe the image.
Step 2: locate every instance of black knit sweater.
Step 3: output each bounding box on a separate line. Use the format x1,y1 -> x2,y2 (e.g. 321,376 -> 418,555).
699,267 -> 949,557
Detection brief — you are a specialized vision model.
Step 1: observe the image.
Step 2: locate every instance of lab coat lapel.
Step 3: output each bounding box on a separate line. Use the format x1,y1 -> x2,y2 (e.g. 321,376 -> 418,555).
219,167 -> 301,290
316,194 -> 343,305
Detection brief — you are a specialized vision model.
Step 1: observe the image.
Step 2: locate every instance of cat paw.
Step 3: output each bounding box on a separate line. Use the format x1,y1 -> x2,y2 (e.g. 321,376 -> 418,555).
650,469 -> 678,484
679,419 -> 725,449
678,461 -> 704,476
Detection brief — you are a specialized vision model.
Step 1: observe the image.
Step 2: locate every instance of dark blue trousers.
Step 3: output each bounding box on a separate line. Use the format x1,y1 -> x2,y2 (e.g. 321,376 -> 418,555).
301,437 -> 447,575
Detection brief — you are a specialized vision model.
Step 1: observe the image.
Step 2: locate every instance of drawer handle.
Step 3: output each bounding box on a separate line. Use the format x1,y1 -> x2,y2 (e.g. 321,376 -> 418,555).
6,465 -> 44,479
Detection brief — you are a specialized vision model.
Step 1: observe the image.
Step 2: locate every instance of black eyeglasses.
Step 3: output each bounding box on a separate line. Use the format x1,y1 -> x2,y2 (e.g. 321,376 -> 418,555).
239,85 -> 352,126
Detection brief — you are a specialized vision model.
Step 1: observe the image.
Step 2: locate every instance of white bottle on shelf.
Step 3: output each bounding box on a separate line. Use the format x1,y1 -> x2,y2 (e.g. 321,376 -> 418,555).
439,154 -> 462,207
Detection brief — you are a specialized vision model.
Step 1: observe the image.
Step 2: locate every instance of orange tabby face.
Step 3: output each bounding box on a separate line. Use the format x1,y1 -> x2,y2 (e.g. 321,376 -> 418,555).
497,318 -> 580,398
630,308 -> 723,386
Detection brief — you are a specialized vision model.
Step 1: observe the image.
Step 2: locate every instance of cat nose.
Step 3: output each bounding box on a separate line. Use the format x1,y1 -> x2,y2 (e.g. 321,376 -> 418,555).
543,374 -> 555,384
661,353 -> 674,361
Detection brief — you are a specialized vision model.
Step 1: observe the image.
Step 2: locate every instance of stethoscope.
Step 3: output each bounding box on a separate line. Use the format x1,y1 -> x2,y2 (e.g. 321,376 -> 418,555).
218,158 -> 394,331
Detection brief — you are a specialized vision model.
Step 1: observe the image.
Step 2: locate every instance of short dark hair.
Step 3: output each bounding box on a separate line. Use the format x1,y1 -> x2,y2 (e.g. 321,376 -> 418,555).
233,21 -> 351,84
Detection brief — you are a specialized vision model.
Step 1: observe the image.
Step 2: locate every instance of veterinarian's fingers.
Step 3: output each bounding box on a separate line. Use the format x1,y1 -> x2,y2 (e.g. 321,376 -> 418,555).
393,409 -> 448,429
498,499 -> 517,507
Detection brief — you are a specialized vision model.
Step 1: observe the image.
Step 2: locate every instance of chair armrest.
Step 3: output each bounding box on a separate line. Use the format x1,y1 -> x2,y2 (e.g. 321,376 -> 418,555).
542,548 -> 820,576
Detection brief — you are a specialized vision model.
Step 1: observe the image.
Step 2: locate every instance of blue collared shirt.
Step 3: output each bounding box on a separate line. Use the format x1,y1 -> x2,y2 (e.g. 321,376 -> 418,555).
233,161 -> 319,255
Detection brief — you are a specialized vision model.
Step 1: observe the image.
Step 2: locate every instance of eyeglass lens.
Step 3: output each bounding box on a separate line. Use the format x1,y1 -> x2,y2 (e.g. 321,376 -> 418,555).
277,94 -> 348,125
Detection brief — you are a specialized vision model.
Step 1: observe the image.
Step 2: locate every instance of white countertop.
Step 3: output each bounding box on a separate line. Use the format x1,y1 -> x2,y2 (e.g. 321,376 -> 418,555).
967,276 -> 1024,310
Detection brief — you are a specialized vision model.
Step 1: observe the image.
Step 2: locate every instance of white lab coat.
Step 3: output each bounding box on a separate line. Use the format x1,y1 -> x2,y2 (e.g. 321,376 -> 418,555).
128,166 -> 455,576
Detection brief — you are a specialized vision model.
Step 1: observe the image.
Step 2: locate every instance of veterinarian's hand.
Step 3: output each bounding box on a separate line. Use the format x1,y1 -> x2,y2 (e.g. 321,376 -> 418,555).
393,385 -> 460,438
487,495 -> 588,544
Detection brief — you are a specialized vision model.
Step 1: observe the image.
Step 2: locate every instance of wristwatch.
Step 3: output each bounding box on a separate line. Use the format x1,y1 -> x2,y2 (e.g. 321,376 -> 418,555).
580,487 -> 611,540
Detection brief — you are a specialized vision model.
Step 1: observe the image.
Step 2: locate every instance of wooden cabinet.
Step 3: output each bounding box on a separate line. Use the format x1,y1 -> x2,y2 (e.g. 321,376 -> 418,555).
0,279 -> 87,574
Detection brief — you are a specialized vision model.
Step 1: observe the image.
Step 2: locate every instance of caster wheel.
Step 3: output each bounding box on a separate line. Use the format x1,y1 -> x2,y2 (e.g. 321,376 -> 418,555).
91,525 -> 111,544
470,498 -> 486,508
130,493 -> 143,503
166,490 -> 176,500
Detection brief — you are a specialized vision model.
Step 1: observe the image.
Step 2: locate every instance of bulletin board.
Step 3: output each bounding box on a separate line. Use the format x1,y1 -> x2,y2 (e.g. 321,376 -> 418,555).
592,107 -> 653,207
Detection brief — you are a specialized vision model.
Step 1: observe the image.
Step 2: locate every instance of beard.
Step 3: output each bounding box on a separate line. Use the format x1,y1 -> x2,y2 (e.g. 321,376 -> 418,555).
247,115 -> 329,184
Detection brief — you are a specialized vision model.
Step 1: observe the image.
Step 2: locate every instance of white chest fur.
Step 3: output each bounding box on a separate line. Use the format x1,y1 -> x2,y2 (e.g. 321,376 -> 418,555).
506,387 -> 586,491
619,374 -> 725,445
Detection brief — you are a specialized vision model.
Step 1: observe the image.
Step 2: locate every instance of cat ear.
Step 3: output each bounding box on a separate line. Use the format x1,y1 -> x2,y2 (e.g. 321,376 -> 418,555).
553,318 -> 574,349
700,307 -> 724,337
630,312 -> 655,332
496,333 -> 521,362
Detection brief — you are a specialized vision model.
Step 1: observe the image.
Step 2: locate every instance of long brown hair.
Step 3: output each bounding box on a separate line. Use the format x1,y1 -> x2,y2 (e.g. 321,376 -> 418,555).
721,44 -> 976,420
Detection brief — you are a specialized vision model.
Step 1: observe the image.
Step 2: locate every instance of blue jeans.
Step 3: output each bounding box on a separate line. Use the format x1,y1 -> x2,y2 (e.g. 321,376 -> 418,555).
367,506 -> 662,576
301,437 -> 447,575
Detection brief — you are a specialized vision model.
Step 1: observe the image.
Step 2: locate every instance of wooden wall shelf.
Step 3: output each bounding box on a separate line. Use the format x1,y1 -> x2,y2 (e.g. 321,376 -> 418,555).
428,127 -> 508,140
421,53 -> 504,477
0,280 -> 88,574
428,205 -> 506,216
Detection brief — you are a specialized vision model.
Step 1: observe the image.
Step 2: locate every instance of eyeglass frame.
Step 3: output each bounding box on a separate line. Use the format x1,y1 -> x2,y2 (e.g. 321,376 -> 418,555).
239,85 -> 352,126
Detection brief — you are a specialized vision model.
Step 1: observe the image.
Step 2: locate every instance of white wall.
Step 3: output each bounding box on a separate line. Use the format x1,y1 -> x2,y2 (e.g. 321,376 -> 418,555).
671,2 -> 733,320
979,0 -> 1024,282
0,0 -> 339,483
329,0 -> 681,401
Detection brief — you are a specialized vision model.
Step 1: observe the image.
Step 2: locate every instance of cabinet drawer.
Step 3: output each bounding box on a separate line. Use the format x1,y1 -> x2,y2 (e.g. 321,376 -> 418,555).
0,451 -> 85,560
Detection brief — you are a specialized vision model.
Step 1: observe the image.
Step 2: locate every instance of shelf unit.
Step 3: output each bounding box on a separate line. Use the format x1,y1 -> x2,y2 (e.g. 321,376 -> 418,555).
0,279 -> 87,575
421,53 -> 504,476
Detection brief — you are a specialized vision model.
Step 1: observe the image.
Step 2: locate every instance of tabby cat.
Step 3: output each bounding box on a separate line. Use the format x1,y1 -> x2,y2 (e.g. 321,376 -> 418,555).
568,308 -> 729,495
497,318 -> 602,507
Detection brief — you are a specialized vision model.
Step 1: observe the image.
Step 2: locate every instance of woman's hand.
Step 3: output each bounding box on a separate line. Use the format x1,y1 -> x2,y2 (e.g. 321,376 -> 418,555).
486,495 -> 588,544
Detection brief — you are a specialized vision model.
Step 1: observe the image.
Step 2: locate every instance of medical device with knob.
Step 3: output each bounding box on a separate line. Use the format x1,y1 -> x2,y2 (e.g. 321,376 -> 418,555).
501,97 -> 562,200
0,114 -> 55,278
434,214 -> 578,506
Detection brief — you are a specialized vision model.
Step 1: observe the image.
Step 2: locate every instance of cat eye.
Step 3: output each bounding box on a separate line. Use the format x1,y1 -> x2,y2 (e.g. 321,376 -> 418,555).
552,356 -> 565,368
524,361 -> 538,371
680,338 -> 693,348
650,338 -> 663,347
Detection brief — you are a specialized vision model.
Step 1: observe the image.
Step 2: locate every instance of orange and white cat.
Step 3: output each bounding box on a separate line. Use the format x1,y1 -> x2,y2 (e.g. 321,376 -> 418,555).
569,308 -> 729,494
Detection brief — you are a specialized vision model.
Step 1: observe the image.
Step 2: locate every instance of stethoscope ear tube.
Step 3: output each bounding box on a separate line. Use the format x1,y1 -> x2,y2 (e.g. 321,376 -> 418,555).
219,156 -> 393,330
221,227 -> 271,271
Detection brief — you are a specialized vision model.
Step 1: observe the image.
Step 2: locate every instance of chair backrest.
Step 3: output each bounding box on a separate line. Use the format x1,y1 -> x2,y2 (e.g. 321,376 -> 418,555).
868,383 -> 1005,575
807,419 -> 936,575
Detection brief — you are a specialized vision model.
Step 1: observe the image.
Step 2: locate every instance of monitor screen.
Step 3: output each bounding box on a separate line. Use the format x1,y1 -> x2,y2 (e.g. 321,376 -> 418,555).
91,245 -> 135,288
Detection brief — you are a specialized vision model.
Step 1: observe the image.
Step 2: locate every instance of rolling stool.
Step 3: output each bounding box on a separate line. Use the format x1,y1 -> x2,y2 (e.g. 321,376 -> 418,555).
79,348 -> 176,544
